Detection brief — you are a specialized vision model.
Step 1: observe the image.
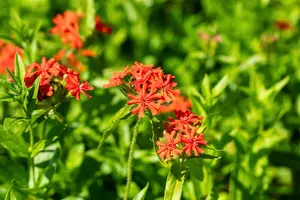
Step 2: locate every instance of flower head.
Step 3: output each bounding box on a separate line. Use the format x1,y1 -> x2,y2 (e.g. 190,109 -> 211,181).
21,57 -> 93,101
50,11 -> 83,49
127,83 -> 161,118
156,131 -> 182,160
65,74 -> 94,100
104,62 -> 182,118
181,128 -> 207,156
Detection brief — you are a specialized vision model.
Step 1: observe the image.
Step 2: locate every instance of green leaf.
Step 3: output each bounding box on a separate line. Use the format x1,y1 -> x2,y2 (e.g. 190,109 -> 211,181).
97,104 -> 133,149
31,140 -> 46,158
66,143 -> 85,170
14,53 -> 26,88
4,188 -> 17,200
0,79 -> 18,93
212,75 -> 228,97
78,0 -> 95,39
25,76 -> 41,114
164,162 -> 187,200
133,182 -> 149,200
201,74 -> 211,98
0,93 -> 14,102
3,117 -> 27,131
185,158 -> 204,181
0,125 -> 28,157
34,142 -> 60,166
6,68 -> 21,88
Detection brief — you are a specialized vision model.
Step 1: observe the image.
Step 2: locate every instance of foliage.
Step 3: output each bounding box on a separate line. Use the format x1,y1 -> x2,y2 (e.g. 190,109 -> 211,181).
0,0 -> 300,199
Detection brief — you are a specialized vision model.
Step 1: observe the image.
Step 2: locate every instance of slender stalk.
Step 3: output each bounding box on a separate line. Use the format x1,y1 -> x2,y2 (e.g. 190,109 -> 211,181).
124,118 -> 141,200
28,122 -> 37,188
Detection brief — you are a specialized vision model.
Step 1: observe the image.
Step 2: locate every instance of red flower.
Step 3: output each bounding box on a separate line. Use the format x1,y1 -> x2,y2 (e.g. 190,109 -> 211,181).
0,41 -> 23,74
150,71 -> 180,101
181,128 -> 207,156
95,16 -> 112,34
65,74 -> 94,100
169,109 -> 203,131
156,131 -> 182,160
25,57 -> 60,86
129,62 -> 153,87
103,66 -> 129,88
50,11 -> 83,49
275,20 -> 291,31
127,83 -> 161,118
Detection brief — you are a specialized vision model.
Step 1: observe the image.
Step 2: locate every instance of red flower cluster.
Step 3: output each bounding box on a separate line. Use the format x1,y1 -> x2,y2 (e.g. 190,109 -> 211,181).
24,57 -> 93,101
104,62 -> 207,160
157,109 -> 207,160
0,40 -> 23,74
50,11 -> 83,49
50,11 -> 112,49
104,62 -> 183,118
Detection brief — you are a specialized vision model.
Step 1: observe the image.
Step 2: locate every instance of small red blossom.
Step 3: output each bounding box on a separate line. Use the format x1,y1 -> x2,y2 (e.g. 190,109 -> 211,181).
50,11 -> 83,49
127,83 -> 161,118
275,20 -> 291,31
130,62 -> 153,87
0,41 -> 23,74
103,66 -> 129,88
150,71 -> 180,101
169,110 -> 203,131
95,16 -> 112,34
181,128 -> 207,156
156,131 -> 182,160
65,75 -> 94,100
25,58 -> 59,87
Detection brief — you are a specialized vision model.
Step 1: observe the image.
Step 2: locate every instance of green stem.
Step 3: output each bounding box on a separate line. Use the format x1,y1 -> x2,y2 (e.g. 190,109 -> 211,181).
123,118 -> 141,200
28,122 -> 37,189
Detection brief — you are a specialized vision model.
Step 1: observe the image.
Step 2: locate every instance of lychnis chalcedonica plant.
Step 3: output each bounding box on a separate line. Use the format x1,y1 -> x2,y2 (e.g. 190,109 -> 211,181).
101,62 -> 222,200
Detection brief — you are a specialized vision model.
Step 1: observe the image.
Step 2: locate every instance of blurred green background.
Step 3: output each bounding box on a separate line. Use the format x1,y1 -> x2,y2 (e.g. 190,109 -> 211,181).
1,0 -> 300,199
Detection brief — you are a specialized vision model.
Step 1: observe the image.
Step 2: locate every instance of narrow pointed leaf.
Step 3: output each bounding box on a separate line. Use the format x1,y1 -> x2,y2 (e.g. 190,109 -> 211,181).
0,79 -> 18,93
97,104 -> 133,149
201,74 -> 211,98
212,75 -> 228,97
6,68 -> 21,88
164,163 -> 186,200
14,53 -> 26,88
31,140 -> 46,158
133,182 -> 149,200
